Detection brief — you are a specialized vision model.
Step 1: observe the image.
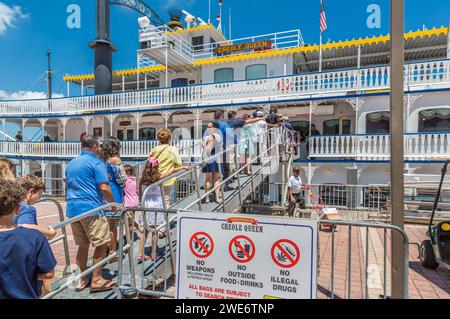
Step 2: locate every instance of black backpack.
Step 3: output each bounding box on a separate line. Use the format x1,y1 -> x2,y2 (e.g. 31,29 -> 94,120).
266,113 -> 279,125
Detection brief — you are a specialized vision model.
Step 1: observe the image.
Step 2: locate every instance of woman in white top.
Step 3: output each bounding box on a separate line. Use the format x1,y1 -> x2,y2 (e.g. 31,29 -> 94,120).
137,155 -> 187,262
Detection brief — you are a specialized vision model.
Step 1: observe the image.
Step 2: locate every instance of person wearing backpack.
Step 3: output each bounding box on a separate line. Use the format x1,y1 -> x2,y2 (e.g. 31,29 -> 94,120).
149,129 -> 182,207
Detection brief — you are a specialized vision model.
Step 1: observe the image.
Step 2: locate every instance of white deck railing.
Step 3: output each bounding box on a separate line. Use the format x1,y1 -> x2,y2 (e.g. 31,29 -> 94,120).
309,132 -> 450,160
0,139 -> 202,159
2,59 -> 450,116
192,30 -> 303,60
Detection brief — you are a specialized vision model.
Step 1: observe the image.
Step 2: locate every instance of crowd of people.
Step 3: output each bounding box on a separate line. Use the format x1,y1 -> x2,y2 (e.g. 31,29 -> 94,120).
0,128 -> 187,298
0,107 -> 309,299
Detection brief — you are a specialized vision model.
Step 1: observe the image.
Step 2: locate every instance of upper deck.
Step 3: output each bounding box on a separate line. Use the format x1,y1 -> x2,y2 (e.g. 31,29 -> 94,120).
2,57 -> 450,117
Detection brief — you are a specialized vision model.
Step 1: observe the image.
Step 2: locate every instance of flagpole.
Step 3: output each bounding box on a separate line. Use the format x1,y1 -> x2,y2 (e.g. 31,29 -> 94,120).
319,31 -> 322,72
208,0 -> 211,24
319,0 -> 323,72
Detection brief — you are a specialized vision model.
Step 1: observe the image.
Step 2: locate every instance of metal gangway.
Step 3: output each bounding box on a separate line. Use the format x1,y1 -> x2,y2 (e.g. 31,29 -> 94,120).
43,127 -> 298,299
41,126 -> 411,299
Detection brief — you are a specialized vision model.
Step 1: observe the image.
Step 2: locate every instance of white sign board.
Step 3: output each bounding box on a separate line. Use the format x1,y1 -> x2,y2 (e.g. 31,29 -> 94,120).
176,212 -> 317,299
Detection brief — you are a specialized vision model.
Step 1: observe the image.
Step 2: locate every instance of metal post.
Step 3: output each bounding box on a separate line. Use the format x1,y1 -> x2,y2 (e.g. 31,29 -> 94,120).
234,145 -> 243,206
161,186 -> 176,275
390,0 -> 405,299
193,168 -> 203,210
47,49 -> 52,99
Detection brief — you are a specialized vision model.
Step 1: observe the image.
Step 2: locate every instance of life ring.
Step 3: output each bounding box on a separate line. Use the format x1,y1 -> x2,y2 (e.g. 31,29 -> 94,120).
277,78 -> 291,92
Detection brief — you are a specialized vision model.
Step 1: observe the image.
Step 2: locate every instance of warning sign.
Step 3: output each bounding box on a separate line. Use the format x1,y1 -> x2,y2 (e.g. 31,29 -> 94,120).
176,212 -> 317,299
271,239 -> 300,268
189,232 -> 214,259
229,235 -> 255,263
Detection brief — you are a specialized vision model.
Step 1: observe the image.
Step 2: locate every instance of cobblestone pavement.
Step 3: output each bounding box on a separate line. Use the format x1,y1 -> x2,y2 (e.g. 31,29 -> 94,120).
35,201 -> 449,299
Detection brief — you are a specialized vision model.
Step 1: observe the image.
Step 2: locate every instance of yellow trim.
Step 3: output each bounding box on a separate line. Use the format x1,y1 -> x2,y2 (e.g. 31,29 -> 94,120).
194,26 -> 448,66
64,65 -> 167,82
64,26 -> 448,82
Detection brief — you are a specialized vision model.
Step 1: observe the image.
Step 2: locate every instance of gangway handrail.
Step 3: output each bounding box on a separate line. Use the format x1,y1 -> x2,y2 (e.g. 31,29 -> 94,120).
36,198 -> 71,275
114,208 -> 410,299
136,127 -> 291,256
43,202 -> 122,299
319,219 -> 409,299
139,127 -> 285,199
185,131 -> 285,211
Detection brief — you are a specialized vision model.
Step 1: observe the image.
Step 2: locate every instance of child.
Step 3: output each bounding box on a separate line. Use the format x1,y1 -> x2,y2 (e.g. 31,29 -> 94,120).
0,179 -> 57,299
123,164 -> 138,209
123,164 -> 142,236
137,155 -> 187,263
15,175 -> 57,240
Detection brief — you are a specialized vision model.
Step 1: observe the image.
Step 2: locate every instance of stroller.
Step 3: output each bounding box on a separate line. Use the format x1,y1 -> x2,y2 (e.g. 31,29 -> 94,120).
305,184 -> 342,231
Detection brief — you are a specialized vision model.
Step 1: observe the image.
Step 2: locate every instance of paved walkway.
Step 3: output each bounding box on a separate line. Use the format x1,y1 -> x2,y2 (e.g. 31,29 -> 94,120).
35,201 -> 449,299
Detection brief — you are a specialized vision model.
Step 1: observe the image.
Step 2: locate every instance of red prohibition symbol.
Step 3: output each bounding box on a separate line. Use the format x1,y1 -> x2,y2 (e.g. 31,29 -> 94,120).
271,239 -> 300,268
228,235 -> 255,263
189,232 -> 214,259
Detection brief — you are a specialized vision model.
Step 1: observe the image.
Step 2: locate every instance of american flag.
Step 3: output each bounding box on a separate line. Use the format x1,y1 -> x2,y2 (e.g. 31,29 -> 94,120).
320,0 -> 327,33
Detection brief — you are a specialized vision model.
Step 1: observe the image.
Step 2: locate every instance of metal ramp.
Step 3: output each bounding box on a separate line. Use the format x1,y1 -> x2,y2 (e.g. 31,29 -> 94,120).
45,128 -> 297,299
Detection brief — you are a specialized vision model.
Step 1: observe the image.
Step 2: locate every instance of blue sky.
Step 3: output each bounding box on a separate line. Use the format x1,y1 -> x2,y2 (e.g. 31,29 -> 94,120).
0,0 -> 449,99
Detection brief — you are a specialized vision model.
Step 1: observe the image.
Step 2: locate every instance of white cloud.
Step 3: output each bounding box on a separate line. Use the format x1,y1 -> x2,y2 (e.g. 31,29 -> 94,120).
0,90 -> 64,100
0,2 -> 28,35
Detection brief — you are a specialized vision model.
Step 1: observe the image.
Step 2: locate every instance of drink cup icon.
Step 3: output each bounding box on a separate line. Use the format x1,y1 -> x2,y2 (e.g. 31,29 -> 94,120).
235,241 -> 251,258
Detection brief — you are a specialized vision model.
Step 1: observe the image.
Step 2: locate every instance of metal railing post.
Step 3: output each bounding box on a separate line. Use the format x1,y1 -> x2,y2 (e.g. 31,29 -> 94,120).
117,211 -> 125,298
235,144 -> 243,206
193,167 -> 203,211
37,198 -> 71,275
160,185 -> 176,275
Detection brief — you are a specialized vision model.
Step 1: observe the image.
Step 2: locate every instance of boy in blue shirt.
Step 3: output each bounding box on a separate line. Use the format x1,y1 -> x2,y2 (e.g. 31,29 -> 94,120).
14,175 -> 57,240
0,179 -> 57,299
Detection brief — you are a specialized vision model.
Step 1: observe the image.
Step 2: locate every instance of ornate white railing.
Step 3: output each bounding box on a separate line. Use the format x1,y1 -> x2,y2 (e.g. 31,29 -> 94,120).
309,132 -> 450,160
0,139 -> 202,159
192,29 -> 303,60
2,59 -> 450,116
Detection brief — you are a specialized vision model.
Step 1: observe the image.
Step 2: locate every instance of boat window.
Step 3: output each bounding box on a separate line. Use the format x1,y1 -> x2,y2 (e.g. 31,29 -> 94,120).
192,36 -> 204,52
139,127 -> 156,140
323,119 -> 351,135
171,78 -> 188,87
418,108 -> 450,132
210,37 -> 217,49
191,125 -> 208,139
290,121 -> 310,134
366,112 -> 390,134
245,64 -> 267,80
214,68 -> 234,83
126,129 -> 134,140
117,130 -> 124,141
